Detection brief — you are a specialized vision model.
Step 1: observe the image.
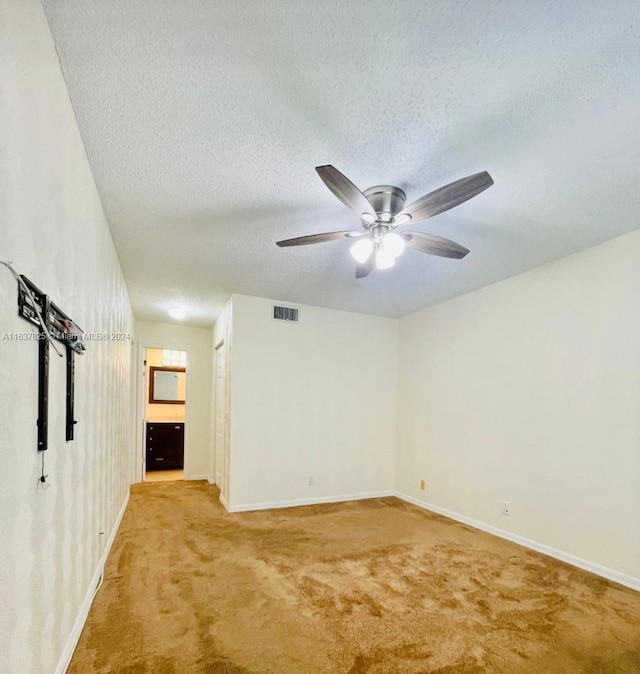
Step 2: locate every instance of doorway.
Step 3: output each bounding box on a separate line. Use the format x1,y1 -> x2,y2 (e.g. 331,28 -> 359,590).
144,348 -> 187,482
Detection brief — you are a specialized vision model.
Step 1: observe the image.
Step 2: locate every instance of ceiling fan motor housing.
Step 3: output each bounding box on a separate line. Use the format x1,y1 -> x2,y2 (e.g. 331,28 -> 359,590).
363,185 -> 406,224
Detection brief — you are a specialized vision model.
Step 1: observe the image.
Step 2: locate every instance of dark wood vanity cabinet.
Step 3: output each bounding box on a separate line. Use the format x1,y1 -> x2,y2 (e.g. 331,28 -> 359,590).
146,422 -> 184,470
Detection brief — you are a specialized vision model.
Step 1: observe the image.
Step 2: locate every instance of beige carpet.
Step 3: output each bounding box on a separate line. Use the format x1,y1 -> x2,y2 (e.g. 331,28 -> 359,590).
69,481 -> 640,673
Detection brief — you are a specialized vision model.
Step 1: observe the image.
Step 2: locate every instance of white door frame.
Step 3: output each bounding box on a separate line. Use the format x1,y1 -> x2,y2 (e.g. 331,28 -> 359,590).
130,339 -> 140,485
214,339 -> 229,500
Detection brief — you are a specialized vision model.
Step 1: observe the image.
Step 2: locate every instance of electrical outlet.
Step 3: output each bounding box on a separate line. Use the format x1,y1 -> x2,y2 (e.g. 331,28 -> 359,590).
501,501 -> 511,516
420,479 -> 426,490
308,475 -> 314,486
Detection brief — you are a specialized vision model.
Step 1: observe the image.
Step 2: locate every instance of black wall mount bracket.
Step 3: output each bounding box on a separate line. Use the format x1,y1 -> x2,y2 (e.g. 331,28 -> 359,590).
17,276 -> 84,451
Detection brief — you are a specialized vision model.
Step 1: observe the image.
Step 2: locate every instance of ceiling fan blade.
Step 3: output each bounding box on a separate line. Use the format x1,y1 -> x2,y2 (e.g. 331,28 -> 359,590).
355,252 -> 375,278
316,165 -> 377,223
276,230 -> 358,247
402,231 -> 470,259
396,171 -> 493,225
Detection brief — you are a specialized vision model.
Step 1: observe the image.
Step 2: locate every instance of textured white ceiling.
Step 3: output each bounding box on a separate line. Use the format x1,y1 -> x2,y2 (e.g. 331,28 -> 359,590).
43,0 -> 640,327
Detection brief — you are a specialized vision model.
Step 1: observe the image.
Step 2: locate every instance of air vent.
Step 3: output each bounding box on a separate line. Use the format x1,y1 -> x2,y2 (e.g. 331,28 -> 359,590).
273,305 -> 299,322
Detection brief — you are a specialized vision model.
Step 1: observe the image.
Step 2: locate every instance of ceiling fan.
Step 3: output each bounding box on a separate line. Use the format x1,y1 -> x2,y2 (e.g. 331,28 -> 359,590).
277,165 -> 494,278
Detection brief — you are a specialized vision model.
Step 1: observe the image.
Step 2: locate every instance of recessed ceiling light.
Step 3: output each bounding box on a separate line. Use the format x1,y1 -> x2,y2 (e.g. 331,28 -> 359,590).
168,307 -> 186,320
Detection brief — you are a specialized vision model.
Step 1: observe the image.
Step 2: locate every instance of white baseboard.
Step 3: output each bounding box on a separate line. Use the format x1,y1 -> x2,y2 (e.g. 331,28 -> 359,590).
207,476 -> 215,485
219,493 -> 231,511
184,474 -> 209,481
395,492 -> 640,593
55,492 -> 130,674
225,490 -> 394,513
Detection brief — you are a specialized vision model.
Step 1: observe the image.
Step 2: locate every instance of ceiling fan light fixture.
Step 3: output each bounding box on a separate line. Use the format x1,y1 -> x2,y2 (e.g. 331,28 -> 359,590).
394,213 -> 412,226
382,231 -> 406,258
375,249 -> 395,270
278,165 -> 493,277
350,237 -> 374,263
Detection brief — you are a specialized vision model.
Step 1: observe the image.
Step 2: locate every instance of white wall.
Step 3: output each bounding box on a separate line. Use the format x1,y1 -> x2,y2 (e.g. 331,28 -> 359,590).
228,294 -> 397,509
0,1 -> 134,672
211,298 -> 233,492
397,230 -> 640,583
135,321 -> 212,479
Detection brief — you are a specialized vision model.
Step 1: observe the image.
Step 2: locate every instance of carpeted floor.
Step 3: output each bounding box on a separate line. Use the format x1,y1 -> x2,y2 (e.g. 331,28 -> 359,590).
69,481 -> 640,673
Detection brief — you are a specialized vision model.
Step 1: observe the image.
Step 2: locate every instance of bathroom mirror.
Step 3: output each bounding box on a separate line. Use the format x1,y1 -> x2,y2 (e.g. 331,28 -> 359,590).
149,366 -> 186,404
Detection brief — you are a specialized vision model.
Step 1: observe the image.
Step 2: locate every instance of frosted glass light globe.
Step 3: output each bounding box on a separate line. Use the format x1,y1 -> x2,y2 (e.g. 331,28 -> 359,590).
382,232 -> 406,258
375,249 -> 396,270
350,237 -> 374,263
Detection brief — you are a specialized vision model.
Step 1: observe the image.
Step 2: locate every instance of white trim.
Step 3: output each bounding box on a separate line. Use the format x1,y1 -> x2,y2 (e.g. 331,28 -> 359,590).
55,492 -> 130,674
219,493 -> 231,512
224,490 -> 394,513
185,474 -> 209,481
134,342 -> 145,484
129,340 -> 140,486
395,492 -> 640,593
207,476 -> 215,485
